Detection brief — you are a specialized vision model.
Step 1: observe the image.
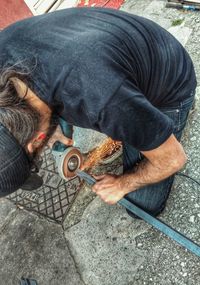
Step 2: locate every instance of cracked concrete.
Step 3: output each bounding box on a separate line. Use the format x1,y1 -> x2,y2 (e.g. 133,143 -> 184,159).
65,239 -> 87,285
65,199 -> 150,285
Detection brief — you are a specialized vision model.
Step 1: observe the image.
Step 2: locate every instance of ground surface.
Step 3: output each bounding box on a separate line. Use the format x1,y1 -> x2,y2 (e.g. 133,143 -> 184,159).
0,1 -> 200,285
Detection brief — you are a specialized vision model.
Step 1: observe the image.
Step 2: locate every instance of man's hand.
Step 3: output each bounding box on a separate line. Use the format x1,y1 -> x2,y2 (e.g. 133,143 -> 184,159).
92,134 -> 187,206
47,125 -> 73,148
92,174 -> 126,204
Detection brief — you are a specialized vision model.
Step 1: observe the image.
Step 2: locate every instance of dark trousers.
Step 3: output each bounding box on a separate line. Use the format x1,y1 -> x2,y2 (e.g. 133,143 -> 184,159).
123,93 -> 195,216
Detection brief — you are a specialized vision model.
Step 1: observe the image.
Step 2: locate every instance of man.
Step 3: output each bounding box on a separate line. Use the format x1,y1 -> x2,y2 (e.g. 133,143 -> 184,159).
0,7 -> 196,217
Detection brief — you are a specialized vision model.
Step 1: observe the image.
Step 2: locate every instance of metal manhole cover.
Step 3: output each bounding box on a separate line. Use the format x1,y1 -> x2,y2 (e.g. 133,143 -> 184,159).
8,148 -> 82,225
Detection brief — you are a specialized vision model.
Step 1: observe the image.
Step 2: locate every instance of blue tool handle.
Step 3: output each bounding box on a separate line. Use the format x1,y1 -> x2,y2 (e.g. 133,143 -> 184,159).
52,117 -> 73,152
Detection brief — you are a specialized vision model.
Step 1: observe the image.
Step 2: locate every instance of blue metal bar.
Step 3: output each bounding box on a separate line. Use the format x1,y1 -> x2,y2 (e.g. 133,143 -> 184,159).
119,198 -> 200,258
76,169 -> 97,185
76,170 -> 200,258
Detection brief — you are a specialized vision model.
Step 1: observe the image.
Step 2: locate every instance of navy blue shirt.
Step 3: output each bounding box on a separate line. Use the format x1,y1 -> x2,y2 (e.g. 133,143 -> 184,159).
0,8 -> 196,150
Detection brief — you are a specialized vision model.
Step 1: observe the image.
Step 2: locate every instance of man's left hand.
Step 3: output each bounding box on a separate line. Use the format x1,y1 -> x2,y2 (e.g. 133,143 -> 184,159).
92,174 -> 125,205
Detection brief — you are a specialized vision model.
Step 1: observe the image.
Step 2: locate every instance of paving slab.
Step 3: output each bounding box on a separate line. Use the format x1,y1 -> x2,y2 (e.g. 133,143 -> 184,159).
0,208 -> 84,285
0,199 -> 16,229
65,199 -> 150,285
65,196 -> 200,285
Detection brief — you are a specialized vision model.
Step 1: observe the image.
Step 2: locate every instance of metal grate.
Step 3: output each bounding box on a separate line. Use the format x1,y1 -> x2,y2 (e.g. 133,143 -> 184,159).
8,145 -> 123,225
8,148 -> 82,225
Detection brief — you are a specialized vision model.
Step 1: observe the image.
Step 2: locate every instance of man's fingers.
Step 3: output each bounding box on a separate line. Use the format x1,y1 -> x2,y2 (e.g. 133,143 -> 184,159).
47,124 -> 74,148
93,174 -> 106,181
92,182 -> 107,192
59,135 -> 74,146
94,190 -> 118,205
48,136 -> 73,148
93,182 -> 113,191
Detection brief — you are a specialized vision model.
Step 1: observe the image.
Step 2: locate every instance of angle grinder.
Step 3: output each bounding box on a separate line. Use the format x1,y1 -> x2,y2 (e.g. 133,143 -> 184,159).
52,117 -> 87,180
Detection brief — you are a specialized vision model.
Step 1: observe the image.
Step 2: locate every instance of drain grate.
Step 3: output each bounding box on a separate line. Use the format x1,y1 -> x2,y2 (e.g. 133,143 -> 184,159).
8,148 -> 82,225
8,146 -> 123,225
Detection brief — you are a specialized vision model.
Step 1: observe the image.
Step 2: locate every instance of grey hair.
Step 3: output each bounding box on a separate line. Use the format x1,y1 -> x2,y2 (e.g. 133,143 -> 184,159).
0,66 -> 41,148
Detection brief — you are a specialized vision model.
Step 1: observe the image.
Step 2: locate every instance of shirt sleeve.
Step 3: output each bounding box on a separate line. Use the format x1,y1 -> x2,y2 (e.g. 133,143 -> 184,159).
95,78 -> 174,151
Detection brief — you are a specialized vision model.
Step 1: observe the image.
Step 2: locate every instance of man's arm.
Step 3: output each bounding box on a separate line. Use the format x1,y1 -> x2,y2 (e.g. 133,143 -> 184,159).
92,134 -> 187,204
121,134 -> 186,192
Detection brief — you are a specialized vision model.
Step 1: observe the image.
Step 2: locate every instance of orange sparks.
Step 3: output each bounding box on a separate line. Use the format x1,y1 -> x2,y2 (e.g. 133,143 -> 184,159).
82,137 -> 122,170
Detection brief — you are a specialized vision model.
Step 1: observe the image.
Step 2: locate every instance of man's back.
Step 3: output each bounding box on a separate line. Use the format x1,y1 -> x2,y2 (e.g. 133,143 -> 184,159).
0,8 -> 196,106
0,7 -> 196,150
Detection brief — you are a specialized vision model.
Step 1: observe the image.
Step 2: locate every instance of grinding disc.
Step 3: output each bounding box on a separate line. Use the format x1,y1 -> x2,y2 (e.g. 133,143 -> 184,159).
62,147 -> 83,179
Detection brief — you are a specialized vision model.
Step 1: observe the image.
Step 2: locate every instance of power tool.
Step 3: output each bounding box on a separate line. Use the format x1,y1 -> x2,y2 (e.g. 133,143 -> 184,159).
51,117 -> 84,180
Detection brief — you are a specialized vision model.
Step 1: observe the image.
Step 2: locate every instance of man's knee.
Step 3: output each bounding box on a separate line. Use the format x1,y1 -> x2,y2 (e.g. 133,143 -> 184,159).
124,176 -> 174,219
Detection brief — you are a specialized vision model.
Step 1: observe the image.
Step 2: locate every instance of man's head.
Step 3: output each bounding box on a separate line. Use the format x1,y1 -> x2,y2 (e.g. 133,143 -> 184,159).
0,67 -> 41,148
0,123 -> 31,195
0,67 -> 53,196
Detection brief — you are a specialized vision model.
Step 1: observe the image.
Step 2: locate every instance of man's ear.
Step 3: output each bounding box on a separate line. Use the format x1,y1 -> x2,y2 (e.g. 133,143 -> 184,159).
27,132 -> 47,154
27,141 -> 35,154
